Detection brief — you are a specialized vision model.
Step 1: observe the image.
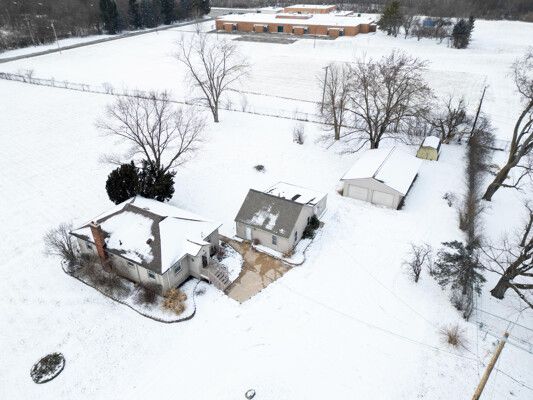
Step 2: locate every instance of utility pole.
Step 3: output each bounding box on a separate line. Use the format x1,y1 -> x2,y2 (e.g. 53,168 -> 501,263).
320,65 -> 329,113
471,331 -> 509,400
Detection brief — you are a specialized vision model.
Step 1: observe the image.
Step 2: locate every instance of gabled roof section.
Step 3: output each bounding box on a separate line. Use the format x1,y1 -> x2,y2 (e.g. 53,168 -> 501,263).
71,196 -> 220,274
235,189 -> 304,238
341,147 -> 422,195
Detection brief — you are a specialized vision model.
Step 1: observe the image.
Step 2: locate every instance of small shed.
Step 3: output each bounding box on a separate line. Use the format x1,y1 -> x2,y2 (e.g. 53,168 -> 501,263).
416,136 -> 441,161
340,147 -> 422,209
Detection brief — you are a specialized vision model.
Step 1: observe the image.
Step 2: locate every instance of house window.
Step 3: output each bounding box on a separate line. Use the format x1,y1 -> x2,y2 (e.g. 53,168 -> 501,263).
86,243 -> 93,250
174,262 -> 182,274
272,235 -> 277,245
148,271 -> 156,279
127,261 -> 134,267
294,231 -> 298,241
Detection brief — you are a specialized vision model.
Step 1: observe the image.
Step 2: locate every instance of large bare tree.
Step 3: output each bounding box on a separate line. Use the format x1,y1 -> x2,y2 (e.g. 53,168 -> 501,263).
483,50 -> 533,201
426,94 -> 471,143
176,33 -> 250,123
483,203 -> 533,308
317,62 -> 350,141
97,91 -> 205,174
344,51 -> 433,150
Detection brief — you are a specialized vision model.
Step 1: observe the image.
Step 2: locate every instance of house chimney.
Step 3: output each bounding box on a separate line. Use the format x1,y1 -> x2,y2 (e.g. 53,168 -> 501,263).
89,222 -> 108,267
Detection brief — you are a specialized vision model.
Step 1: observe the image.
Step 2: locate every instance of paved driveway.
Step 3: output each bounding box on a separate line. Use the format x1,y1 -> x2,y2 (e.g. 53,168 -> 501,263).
224,239 -> 290,303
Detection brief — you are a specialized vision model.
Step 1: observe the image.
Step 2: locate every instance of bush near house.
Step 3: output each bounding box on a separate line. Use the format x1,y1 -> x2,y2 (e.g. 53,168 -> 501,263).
302,215 -> 320,239
163,288 -> 187,315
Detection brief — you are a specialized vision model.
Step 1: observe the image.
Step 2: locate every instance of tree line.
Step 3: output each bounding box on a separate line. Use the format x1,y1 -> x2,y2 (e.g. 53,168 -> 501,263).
0,0 -> 210,51
209,0 -> 533,21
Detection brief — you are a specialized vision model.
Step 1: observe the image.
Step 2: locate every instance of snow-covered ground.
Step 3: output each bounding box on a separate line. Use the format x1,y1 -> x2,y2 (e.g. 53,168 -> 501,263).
0,17 -> 532,400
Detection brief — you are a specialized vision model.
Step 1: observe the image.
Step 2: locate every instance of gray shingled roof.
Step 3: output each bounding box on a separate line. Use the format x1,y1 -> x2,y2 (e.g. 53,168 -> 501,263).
234,189 -> 304,238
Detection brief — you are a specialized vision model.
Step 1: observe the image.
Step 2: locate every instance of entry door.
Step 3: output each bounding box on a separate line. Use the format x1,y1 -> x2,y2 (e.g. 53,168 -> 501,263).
245,226 -> 252,240
202,255 -> 208,268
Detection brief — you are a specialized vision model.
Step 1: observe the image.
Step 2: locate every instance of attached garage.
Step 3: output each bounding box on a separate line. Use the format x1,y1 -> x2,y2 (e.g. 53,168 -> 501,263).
340,147 -> 422,209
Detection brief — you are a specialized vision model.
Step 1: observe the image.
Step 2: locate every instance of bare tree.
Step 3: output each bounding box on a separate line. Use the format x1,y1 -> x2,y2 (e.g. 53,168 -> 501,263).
403,243 -> 432,283
97,91 -> 205,174
176,34 -> 250,122
344,51 -> 433,150
483,49 -> 533,201
44,223 -> 78,265
317,63 -> 350,141
427,94 -> 471,143
402,14 -> 415,38
483,203 -> 533,308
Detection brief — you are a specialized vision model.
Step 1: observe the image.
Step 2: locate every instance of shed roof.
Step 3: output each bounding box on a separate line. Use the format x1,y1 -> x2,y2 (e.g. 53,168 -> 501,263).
284,4 -> 336,9
341,147 -> 422,195
71,197 -> 220,274
235,189 -> 304,238
421,136 -> 441,149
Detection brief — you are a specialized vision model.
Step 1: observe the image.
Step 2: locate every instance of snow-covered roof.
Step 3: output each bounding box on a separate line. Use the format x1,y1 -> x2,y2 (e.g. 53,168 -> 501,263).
284,4 -> 336,10
421,136 -> 441,149
265,182 -> 326,206
71,197 -> 220,274
341,147 -> 422,195
217,12 -> 375,28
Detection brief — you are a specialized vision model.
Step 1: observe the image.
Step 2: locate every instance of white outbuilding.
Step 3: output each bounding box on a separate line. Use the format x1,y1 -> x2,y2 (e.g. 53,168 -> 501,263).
340,147 -> 422,209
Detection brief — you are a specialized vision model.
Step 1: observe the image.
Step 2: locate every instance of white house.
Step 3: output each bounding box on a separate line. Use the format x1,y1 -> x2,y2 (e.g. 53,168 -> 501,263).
235,182 -> 327,253
340,147 -> 422,209
70,196 -> 227,294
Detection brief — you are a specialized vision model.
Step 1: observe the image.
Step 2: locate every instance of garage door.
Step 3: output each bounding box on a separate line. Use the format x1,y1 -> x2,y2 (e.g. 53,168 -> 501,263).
371,191 -> 395,208
347,185 -> 368,201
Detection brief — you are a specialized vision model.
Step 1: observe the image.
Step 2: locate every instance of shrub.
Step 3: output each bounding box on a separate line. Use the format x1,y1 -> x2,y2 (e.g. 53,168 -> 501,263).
440,324 -> 467,348
254,164 -> 265,173
216,245 -> 227,261
136,285 -> 158,305
163,288 -> 187,315
283,248 -> 295,258
43,223 -> 78,265
292,123 -> 305,144
252,238 -> 260,246
302,215 -> 320,239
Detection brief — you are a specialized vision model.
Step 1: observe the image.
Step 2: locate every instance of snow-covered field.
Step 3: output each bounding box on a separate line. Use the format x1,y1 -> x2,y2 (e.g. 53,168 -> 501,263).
0,17 -> 532,399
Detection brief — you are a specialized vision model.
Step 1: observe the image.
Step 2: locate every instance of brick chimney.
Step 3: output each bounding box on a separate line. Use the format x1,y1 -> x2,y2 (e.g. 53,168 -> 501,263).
89,222 -> 108,267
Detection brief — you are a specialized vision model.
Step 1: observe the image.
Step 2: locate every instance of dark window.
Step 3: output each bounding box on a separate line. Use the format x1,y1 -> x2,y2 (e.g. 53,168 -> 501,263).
272,235 -> 277,245
127,261 -> 134,267
277,25 -> 284,33
148,271 -> 156,279
86,243 -> 93,250
294,231 -> 298,241
174,262 -> 182,274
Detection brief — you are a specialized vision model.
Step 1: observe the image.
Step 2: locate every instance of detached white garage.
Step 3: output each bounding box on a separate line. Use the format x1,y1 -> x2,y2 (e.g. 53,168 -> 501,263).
341,147 -> 422,209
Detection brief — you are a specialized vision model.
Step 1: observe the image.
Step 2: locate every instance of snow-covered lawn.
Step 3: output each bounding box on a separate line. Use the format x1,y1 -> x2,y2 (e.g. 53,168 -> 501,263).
0,17 -> 532,400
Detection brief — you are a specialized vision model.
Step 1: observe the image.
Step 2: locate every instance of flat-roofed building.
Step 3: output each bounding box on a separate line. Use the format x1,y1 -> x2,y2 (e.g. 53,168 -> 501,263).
283,4 -> 337,14
215,12 -> 376,38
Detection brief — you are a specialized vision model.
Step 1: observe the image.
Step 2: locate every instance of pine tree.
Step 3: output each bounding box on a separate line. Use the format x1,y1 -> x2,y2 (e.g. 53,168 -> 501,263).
430,241 -> 486,319
99,0 -> 120,34
378,0 -> 403,37
140,0 -> 159,28
452,18 -> 474,49
138,161 -> 175,202
179,0 -> 192,19
160,0 -> 176,25
105,162 -> 140,204
128,0 -> 143,29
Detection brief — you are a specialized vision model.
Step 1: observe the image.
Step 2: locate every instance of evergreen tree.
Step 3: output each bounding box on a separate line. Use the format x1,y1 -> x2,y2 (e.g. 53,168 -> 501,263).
105,162 -> 140,204
430,241 -> 486,319
189,0 -> 209,17
160,0 -> 176,25
140,0 -> 160,28
378,0 -> 403,37
128,0 -> 143,29
179,0 -> 192,19
138,161 -> 175,202
452,18 -> 474,49
99,0 -> 120,34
